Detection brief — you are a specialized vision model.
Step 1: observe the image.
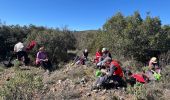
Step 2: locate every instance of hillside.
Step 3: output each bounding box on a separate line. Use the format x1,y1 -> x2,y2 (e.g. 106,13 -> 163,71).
1,61 -> 170,100
0,11 -> 170,100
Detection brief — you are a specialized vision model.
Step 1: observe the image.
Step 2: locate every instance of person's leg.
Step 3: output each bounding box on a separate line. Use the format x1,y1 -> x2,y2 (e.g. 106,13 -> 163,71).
156,68 -> 161,74
96,75 -> 110,87
22,51 -> 30,65
9,52 -> 16,62
40,61 -> 48,70
112,75 -> 127,88
75,60 -> 80,65
17,51 -> 22,61
46,60 -> 53,72
81,59 -> 85,65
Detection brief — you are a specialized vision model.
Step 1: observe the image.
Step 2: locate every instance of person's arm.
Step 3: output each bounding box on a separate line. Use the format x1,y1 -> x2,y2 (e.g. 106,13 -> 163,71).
36,52 -> 40,61
107,64 -> 117,76
14,44 -> 17,52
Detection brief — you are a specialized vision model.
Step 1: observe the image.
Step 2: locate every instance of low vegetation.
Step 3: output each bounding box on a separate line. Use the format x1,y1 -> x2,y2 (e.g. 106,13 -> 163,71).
0,11 -> 170,100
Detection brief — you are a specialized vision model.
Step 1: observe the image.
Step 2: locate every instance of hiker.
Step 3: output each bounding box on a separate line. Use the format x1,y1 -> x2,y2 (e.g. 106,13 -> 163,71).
94,48 -> 102,64
97,48 -> 112,68
73,49 -> 89,65
3,40 -> 31,67
36,47 -> 53,72
73,56 -> 85,65
93,58 -> 126,89
141,57 -> 161,81
14,41 -> 29,65
148,57 -> 160,74
83,49 -> 88,60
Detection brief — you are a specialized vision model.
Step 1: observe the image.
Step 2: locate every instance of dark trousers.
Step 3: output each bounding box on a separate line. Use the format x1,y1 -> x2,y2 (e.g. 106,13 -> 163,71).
16,51 -> 30,65
96,75 -> 126,88
40,60 -> 53,72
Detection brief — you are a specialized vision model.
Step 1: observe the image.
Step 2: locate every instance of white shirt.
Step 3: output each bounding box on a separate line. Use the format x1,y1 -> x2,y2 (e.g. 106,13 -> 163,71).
14,42 -> 24,52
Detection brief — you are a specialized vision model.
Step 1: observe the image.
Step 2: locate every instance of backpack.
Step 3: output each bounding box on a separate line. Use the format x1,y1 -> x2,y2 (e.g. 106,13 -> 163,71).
26,41 -> 36,51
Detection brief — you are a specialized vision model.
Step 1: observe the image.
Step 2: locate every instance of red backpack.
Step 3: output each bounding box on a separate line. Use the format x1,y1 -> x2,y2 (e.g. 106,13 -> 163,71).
26,41 -> 36,51
132,74 -> 145,83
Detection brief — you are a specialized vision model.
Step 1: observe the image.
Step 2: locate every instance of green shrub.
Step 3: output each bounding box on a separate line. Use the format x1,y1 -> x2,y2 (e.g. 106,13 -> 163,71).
25,28 -> 76,67
78,11 -> 170,63
0,70 -> 43,100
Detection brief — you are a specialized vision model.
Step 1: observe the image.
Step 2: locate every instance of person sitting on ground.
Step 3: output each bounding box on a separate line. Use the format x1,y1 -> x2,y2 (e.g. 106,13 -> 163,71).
36,47 -> 53,72
97,48 -> 112,68
14,41 -> 29,65
93,58 -> 126,90
94,48 -> 102,64
148,57 -> 160,74
73,49 -> 89,65
143,57 -> 161,81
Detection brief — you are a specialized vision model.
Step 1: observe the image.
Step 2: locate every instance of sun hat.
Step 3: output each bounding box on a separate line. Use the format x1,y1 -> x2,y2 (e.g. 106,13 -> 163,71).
150,57 -> 157,63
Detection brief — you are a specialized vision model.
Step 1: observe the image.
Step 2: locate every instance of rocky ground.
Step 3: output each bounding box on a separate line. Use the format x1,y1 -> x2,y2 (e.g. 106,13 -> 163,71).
0,62 -> 170,100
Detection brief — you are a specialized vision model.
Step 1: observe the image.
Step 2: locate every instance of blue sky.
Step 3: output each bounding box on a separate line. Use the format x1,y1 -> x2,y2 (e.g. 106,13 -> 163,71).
0,0 -> 169,30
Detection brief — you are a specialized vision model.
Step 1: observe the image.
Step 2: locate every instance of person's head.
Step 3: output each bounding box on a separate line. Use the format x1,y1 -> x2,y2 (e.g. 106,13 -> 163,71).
150,57 -> 157,64
39,46 -> 45,51
102,48 -> 107,53
84,49 -> 88,53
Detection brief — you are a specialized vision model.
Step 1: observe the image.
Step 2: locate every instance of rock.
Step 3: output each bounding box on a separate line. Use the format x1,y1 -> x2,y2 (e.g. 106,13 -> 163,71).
86,93 -> 91,96
119,96 -> 124,100
58,80 -> 62,84
92,89 -> 98,93
101,89 -> 107,95
80,77 -> 87,84
6,77 -> 10,81
52,88 -> 57,92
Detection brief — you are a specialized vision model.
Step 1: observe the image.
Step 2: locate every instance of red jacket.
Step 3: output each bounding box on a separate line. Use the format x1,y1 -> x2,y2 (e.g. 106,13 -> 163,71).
111,60 -> 123,77
94,51 -> 102,63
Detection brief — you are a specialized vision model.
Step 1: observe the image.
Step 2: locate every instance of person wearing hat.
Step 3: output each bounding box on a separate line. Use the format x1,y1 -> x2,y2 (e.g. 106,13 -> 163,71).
148,57 -> 160,73
36,47 -> 53,72
97,48 -> 112,68
144,57 -> 161,81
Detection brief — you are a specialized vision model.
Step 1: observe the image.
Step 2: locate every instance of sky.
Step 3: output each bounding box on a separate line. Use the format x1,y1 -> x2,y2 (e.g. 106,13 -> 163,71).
0,0 -> 169,31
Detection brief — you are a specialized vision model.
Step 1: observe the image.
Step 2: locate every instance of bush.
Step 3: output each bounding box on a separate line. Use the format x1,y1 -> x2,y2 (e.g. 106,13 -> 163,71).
80,12 -> 170,63
25,28 -> 76,67
0,24 -> 28,60
0,70 -> 43,100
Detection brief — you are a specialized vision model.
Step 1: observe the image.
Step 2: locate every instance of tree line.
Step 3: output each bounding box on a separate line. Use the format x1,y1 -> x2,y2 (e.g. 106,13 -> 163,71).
0,11 -> 170,65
